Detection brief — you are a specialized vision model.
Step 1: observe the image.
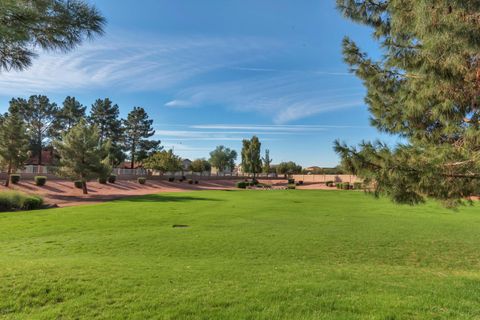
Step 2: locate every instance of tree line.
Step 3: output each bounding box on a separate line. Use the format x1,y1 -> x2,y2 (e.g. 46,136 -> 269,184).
0,95 -> 160,192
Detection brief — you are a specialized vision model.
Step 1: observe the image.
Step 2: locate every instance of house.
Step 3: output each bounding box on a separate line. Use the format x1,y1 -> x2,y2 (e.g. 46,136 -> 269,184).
182,159 -> 192,171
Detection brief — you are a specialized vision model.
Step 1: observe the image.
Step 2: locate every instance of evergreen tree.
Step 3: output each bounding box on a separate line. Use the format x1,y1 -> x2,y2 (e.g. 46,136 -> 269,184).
0,0 -> 105,71
54,119 -> 110,194
123,107 -> 160,169
241,136 -> 262,180
209,146 -> 237,172
334,0 -> 480,207
9,95 -> 59,165
88,98 -> 125,166
55,96 -> 86,133
262,149 -> 273,174
0,112 -> 30,187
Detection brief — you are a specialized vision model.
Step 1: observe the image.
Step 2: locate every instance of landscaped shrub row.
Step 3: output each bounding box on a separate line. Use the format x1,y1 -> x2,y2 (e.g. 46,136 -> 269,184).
34,176 -> 47,186
335,183 -> 352,190
0,191 -> 43,212
10,174 -> 20,184
236,181 -> 248,189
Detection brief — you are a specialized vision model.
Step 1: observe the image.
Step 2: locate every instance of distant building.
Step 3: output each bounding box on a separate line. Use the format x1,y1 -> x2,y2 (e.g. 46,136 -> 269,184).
25,149 -> 55,166
182,159 -> 192,170
118,162 -> 143,169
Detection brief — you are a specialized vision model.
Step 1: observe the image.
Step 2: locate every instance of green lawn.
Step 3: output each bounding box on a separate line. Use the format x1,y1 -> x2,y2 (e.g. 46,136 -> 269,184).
1,190 -> 480,319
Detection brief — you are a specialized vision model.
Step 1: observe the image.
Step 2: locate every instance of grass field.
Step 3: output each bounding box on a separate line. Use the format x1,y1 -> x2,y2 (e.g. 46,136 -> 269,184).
1,190 -> 480,319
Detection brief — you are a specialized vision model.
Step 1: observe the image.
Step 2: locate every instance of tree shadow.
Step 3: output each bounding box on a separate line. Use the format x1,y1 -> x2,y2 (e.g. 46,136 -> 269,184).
121,194 -> 222,203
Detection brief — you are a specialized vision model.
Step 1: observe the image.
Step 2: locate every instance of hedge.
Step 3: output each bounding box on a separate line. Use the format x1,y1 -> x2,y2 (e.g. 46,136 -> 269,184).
0,191 -> 44,212
10,174 -> 20,184
98,177 -> 107,184
34,176 -> 47,186
236,181 -> 248,189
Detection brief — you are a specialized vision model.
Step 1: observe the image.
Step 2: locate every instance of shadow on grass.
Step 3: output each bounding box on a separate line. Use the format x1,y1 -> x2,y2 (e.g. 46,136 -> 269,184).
122,194 -> 222,203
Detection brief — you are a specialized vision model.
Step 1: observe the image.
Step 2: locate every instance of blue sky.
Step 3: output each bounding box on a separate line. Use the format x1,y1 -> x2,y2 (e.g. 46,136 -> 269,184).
0,0 -> 398,167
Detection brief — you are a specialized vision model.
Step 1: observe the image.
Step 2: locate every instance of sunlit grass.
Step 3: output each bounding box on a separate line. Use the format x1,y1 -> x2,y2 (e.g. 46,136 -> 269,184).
1,190 -> 479,319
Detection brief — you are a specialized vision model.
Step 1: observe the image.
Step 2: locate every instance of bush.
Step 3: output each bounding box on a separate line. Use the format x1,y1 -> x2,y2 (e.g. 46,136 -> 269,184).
288,178 -> 295,184
138,177 -> 146,184
236,181 -> 248,189
168,177 -> 175,182
34,176 -> 47,186
188,179 -> 193,184
74,180 -> 83,189
22,196 -> 44,210
336,183 -> 343,189
342,183 -> 351,190
298,180 -> 304,185
98,177 -> 107,184
194,180 -> 199,184
10,174 -> 20,184
326,181 -> 334,187
108,175 -> 117,184
0,191 -> 43,212
353,182 -> 363,190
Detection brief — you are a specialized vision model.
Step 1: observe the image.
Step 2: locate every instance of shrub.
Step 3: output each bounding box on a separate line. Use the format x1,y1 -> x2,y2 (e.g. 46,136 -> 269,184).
98,177 -> 107,184
0,191 -> 43,212
10,174 -> 20,184
336,183 -> 343,189
326,181 -> 334,187
22,196 -> 44,210
74,180 -> 83,189
353,182 -> 363,190
298,180 -> 304,185
236,181 -> 248,189
108,175 -> 117,184
342,183 -> 351,190
138,177 -> 146,184
188,179 -> 193,184
168,177 -> 175,182
288,178 -> 295,184
287,184 -> 296,190
194,180 -> 199,184
34,176 -> 47,186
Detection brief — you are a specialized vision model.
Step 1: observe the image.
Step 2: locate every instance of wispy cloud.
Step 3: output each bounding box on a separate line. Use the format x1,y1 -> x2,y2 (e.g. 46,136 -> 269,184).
0,31 -> 364,123
0,33 -> 281,95
164,100 -> 192,108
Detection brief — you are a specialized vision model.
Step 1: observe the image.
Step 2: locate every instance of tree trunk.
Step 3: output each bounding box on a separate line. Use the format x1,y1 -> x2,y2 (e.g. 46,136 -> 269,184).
38,133 -> 42,165
5,162 -> 11,187
82,181 -> 88,194
130,143 -> 135,169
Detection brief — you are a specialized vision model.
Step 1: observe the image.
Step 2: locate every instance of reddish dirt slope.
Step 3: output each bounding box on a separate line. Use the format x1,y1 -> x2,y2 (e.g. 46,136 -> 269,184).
0,179 -> 289,207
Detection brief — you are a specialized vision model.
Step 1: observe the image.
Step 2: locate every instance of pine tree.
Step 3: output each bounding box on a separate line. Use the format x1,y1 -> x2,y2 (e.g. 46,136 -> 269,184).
262,149 -> 272,174
54,119 -> 110,194
55,96 -> 87,133
0,112 -> 30,187
0,0 -> 105,71
123,107 -> 160,169
241,136 -> 262,180
88,98 -> 125,166
334,1 -> 480,207
9,95 -> 59,165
